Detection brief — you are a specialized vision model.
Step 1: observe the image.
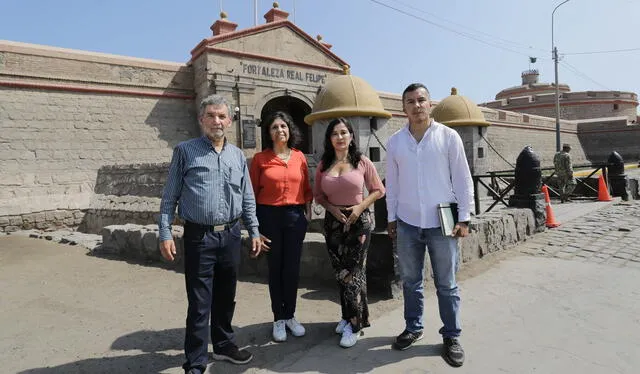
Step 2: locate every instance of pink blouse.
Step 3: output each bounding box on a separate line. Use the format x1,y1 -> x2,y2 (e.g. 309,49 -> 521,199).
314,156 -> 385,206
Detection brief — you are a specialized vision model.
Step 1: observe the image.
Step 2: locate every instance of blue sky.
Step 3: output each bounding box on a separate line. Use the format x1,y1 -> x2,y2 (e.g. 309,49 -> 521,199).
2,0 -> 639,105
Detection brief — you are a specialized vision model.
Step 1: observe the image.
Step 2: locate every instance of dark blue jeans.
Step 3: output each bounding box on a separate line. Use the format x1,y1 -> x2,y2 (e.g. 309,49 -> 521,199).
182,220 -> 241,372
257,204 -> 308,321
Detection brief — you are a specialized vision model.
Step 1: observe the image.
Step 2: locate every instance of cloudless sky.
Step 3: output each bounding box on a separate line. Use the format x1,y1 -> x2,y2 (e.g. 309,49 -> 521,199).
2,0 -> 639,106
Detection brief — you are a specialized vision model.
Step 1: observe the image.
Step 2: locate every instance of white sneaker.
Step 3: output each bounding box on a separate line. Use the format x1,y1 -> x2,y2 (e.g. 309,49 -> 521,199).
272,320 -> 287,342
339,323 -> 359,348
335,319 -> 349,334
285,317 -> 306,337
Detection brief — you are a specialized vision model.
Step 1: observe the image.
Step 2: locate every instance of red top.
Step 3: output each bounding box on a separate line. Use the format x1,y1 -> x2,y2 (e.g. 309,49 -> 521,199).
249,148 -> 313,206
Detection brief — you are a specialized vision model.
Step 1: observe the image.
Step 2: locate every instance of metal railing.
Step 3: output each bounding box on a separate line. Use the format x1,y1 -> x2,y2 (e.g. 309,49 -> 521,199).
472,162 -> 610,215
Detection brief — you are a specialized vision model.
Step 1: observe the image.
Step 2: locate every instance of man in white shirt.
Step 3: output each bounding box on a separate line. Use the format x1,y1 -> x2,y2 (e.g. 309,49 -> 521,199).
385,83 -> 473,367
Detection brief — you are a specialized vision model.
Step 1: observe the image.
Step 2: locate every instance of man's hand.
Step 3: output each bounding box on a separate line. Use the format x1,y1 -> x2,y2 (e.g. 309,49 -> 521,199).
250,235 -> 271,258
387,221 -> 397,240
451,222 -> 469,238
160,239 -> 177,261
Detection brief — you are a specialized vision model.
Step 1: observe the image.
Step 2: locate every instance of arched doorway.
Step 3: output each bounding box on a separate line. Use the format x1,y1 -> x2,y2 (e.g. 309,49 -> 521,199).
260,96 -> 312,153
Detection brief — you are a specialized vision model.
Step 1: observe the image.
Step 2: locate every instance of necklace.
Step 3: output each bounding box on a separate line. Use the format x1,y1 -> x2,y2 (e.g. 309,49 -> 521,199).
276,149 -> 291,161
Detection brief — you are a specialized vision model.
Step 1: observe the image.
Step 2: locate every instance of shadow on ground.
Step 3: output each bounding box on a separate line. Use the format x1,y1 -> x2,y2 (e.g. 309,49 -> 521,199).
18,321 -> 441,374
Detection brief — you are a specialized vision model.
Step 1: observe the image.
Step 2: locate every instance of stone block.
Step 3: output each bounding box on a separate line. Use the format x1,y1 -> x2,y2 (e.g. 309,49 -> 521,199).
125,229 -> 144,258
22,213 -> 37,223
45,211 -> 56,222
142,231 -> 160,259
8,216 -> 23,226
460,234 -> 481,263
33,212 -> 46,223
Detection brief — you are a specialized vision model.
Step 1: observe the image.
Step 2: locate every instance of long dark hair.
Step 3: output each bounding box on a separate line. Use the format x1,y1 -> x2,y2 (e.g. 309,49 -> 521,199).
260,111 -> 301,150
320,117 -> 362,172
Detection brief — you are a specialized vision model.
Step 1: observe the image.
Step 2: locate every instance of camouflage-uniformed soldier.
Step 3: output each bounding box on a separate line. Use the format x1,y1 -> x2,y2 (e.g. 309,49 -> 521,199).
553,143 -> 576,202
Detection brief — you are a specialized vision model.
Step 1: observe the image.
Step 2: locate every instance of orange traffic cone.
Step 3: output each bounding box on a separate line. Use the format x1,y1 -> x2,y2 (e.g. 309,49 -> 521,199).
541,185 -> 560,228
597,175 -> 613,201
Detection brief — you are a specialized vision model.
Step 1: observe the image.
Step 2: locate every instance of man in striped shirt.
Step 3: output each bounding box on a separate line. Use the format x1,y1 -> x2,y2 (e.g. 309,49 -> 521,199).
158,94 -> 268,374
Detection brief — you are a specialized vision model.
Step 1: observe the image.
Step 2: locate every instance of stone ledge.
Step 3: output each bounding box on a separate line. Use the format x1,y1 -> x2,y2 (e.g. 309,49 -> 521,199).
93,207 -> 537,298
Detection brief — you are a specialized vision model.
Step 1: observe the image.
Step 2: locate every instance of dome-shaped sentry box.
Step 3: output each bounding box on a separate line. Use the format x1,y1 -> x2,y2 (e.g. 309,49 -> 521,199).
431,87 -> 490,127
432,87 -> 491,176
304,65 -> 391,163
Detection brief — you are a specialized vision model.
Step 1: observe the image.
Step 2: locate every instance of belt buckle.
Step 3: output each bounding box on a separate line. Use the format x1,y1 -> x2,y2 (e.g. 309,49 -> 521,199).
213,224 -> 226,232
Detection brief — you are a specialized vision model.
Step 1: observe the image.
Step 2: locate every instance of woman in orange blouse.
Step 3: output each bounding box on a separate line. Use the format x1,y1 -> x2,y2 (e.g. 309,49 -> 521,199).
249,111 -> 313,343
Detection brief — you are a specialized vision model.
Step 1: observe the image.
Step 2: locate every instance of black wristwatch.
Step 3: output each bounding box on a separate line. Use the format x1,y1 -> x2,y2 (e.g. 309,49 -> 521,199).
458,221 -> 469,226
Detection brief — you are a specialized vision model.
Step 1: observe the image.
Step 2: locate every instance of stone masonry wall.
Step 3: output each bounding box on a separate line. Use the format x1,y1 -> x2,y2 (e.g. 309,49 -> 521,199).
97,207 -> 537,297
481,108 -> 586,170
497,102 -> 637,122
81,163 -> 169,233
0,42 -> 198,232
578,120 -> 640,162
0,209 -> 84,233
482,91 -> 638,121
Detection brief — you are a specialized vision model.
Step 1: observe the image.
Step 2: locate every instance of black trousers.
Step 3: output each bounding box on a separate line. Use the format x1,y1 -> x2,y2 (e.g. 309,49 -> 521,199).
182,220 -> 241,372
257,204 -> 308,321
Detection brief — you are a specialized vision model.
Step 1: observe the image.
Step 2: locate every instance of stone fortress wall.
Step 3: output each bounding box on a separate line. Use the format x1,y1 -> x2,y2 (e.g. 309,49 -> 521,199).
0,41 -> 198,231
482,90 -> 638,121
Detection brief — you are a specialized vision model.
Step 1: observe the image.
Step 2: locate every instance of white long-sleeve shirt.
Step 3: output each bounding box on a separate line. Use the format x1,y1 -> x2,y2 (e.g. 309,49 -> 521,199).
385,121 -> 474,228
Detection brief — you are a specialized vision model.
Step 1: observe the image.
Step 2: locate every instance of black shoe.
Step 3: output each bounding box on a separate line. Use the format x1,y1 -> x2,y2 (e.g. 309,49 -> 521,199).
185,368 -> 203,374
212,344 -> 253,365
392,330 -> 424,350
442,337 -> 465,367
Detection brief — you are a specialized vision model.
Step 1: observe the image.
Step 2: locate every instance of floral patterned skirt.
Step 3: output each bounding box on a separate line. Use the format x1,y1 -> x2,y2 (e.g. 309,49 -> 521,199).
323,208 -> 373,332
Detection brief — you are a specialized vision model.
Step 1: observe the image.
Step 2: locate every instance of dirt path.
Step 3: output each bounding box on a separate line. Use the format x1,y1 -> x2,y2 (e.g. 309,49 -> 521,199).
0,235 -> 408,374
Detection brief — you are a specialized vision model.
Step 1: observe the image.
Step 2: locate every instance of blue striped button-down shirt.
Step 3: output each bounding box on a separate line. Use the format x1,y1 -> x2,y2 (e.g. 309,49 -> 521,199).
158,136 -> 259,241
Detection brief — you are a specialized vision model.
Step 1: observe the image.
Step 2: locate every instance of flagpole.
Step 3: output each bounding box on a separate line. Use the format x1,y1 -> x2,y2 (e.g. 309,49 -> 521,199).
254,0 -> 258,26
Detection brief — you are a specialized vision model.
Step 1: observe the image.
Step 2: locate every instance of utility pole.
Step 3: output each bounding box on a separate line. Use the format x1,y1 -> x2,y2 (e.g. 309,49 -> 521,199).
553,45 -> 561,152
551,0 -> 570,152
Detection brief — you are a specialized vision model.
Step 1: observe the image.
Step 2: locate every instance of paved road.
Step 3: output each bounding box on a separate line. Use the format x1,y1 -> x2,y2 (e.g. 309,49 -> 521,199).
520,200 -> 640,268
1,200 -> 639,373
255,200 -> 640,374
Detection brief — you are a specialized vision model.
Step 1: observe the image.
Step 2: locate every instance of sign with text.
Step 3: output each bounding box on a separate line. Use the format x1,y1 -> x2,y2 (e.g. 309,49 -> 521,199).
241,62 -> 326,84
242,119 -> 257,149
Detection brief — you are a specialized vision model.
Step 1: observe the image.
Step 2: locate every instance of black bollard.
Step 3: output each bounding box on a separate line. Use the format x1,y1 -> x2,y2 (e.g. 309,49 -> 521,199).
607,151 -> 630,201
368,180 -> 401,298
509,146 -> 546,231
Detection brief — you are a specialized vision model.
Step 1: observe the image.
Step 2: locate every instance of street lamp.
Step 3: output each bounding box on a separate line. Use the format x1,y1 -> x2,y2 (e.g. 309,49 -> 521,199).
552,0 -> 570,152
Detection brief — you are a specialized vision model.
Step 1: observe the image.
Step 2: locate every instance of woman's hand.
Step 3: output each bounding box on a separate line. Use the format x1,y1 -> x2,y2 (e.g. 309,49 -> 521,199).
344,203 -> 365,225
328,205 -> 348,224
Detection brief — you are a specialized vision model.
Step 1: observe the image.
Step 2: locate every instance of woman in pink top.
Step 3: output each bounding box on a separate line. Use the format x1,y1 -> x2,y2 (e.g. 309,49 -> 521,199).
314,117 -> 385,348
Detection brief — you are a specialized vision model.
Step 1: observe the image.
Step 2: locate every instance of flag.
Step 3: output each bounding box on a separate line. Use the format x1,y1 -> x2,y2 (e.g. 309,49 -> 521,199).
529,57 -> 537,63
